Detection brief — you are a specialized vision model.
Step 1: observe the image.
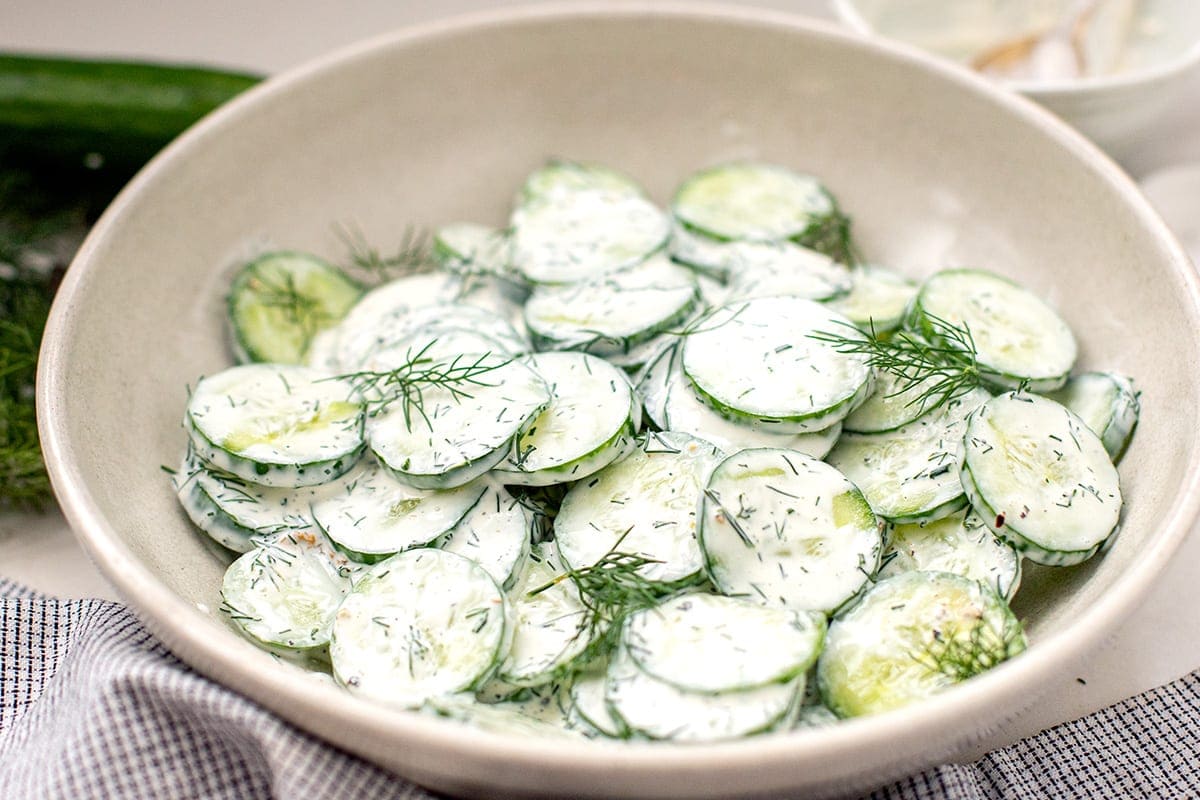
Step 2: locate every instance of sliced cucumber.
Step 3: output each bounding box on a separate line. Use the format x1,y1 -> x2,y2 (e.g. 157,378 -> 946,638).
428,685 -> 584,739
518,159 -> 644,207
433,223 -> 516,281
605,643 -> 802,742
817,570 -> 1025,718
494,352 -> 638,486
1044,371 -> 1140,462
880,510 -> 1022,600
318,272 -> 469,370
186,364 -> 365,488
672,162 -> 837,244
682,297 -> 873,433
497,542 -> 593,686
668,221 -> 850,297
227,251 -> 362,365
909,269 -> 1077,392
959,392 -> 1122,567
330,548 -> 508,708
632,341 -> 678,430
310,461 -> 485,563
511,189 -> 670,285
174,449 -> 365,553
367,355 -> 550,489
221,529 -> 353,653
842,367 -> 946,434
523,254 -> 699,356
338,302 -> 528,371
700,448 -> 883,614
555,432 -> 724,587
569,671 -> 627,738
827,388 -> 991,524
435,483 -> 533,591
822,265 -> 917,334
624,593 -> 825,693
663,359 -> 843,459
725,244 -> 851,303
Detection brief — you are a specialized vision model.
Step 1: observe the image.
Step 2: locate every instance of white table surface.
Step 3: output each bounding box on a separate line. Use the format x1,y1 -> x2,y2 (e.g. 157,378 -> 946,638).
4,0 -> 1200,764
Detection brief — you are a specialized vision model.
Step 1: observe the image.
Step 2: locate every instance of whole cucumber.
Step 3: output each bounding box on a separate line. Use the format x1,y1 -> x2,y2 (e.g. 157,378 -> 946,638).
0,54 -> 260,174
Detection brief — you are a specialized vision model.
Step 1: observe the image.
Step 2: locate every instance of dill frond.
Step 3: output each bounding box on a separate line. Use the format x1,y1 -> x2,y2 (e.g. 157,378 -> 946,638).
337,224 -> 434,283
809,314 -> 982,415
333,340 -> 510,431
526,527 -> 668,660
907,611 -> 1025,682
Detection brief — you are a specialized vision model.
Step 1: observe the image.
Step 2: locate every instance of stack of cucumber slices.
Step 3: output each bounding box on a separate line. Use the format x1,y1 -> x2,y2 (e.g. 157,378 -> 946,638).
172,159 -> 1140,742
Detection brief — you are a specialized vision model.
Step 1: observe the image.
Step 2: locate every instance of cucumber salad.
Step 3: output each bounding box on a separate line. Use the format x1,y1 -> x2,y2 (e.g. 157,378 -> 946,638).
171,159 -> 1139,742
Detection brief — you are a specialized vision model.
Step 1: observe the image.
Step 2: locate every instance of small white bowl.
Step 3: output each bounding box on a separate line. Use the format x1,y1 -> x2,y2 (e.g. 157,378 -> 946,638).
38,3 -> 1200,798
834,0 -> 1200,161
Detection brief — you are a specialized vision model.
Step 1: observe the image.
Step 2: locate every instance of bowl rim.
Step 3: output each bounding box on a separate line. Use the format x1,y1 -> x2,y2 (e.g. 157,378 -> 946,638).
832,0 -> 1200,95
36,0 -> 1200,791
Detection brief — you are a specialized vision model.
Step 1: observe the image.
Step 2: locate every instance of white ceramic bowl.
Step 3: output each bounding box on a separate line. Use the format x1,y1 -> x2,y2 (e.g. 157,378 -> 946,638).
38,4 -> 1200,798
834,0 -> 1200,161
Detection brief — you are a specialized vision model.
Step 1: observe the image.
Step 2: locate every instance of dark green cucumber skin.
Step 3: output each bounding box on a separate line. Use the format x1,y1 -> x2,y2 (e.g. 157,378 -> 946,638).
0,54 -> 260,175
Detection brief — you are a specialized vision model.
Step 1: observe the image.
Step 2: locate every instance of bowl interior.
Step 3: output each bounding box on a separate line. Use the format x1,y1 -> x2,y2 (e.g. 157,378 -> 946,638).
41,6 -> 1200,798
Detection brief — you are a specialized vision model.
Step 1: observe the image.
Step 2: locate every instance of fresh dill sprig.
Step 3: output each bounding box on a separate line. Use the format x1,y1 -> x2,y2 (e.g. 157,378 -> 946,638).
527,527 -> 667,659
907,614 -> 1025,682
337,224 -> 434,283
333,339 -> 510,431
809,314 -> 982,415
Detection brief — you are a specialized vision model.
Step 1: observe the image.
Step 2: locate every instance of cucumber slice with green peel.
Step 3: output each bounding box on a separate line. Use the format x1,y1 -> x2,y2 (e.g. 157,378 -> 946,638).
681,297 -> 873,433
822,265 -> 917,334
310,461 -> 485,563
174,450 -> 368,553
880,510 -> 1022,600
220,529 -> 354,653
817,570 -> 1026,718
632,341 -> 678,430
794,703 -> 840,729
959,392 -> 1122,567
908,269 -> 1077,392
330,548 -> 509,708
842,367 -> 946,434
518,159 -> 645,207
700,448 -> 883,614
827,388 -> 991,524
494,353 -> 639,487
669,221 -> 851,297
433,223 -> 514,278
624,593 -> 826,694
724,244 -> 852,303
227,251 -> 363,365
672,162 -> 838,244
569,672 -> 627,738
1044,371 -> 1140,463
605,643 -> 802,742
358,328 -> 516,377
367,355 -> 551,490
429,684 -> 585,739
555,432 -> 724,588
497,542 -> 594,687
523,254 -> 700,356
186,364 -> 365,488
511,189 -> 670,285
661,353 -> 843,458
338,302 -> 529,371
435,484 -> 533,591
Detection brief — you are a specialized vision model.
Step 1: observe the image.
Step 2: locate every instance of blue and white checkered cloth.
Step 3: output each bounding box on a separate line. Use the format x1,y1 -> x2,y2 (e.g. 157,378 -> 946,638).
2,577 -> 1197,799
